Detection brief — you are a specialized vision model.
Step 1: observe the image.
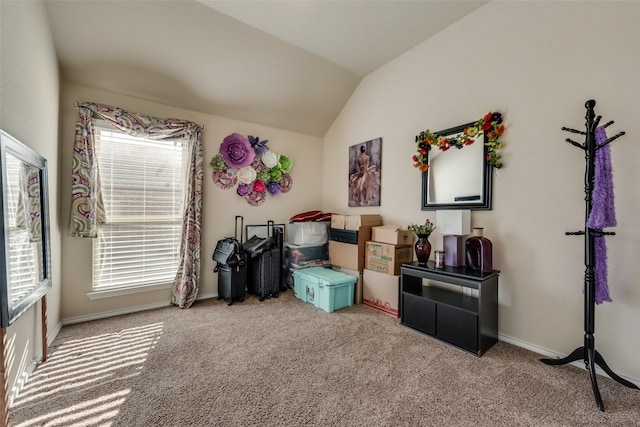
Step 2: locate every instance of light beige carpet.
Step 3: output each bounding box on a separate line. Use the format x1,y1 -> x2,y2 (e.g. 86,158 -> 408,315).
9,290 -> 640,426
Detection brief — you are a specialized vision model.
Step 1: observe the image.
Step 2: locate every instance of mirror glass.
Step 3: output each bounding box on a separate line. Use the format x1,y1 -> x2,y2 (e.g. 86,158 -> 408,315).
1,130 -> 51,327
421,122 -> 492,210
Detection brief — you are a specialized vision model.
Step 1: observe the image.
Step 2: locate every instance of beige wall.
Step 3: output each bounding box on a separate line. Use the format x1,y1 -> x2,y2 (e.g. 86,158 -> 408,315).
59,82 -> 324,321
323,1 -> 640,382
0,0 -> 62,403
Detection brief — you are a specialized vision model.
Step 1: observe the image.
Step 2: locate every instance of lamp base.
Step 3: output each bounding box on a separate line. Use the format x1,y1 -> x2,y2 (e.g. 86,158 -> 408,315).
443,235 -> 464,267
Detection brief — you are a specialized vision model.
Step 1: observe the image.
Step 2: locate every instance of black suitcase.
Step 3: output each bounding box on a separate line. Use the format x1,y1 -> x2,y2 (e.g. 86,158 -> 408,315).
215,263 -> 246,305
244,221 -> 282,301
214,215 -> 246,305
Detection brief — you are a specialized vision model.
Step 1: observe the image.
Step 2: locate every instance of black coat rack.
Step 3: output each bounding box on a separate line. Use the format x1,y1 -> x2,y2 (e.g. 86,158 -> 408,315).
540,100 -> 638,411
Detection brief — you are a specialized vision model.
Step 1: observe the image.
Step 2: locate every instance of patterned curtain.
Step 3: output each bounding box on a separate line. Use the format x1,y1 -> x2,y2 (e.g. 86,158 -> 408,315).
70,102 -> 204,308
16,162 -> 42,242
69,106 -> 104,237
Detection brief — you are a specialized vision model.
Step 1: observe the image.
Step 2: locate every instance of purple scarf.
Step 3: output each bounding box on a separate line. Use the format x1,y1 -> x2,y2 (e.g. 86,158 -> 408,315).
586,126 -> 615,304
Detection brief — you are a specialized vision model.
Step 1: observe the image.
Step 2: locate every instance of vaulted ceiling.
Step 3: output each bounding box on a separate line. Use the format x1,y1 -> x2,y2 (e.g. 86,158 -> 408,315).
45,1 -> 487,137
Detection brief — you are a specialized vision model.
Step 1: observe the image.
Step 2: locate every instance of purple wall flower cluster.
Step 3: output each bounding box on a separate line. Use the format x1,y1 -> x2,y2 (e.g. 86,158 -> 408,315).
211,133 -> 293,206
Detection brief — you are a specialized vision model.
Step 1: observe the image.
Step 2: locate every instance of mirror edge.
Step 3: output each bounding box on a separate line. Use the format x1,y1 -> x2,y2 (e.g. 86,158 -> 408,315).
0,129 -> 52,328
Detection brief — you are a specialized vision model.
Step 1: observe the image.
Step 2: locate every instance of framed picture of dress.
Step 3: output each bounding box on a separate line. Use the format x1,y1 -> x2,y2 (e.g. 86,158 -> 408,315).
348,137 -> 381,207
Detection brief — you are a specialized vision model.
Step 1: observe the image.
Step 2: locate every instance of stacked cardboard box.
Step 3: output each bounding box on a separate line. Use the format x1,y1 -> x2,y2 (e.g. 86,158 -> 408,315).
362,225 -> 413,317
328,214 -> 382,303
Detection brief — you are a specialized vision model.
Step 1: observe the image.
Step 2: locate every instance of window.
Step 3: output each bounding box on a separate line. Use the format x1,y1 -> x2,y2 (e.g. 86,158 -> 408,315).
92,122 -> 185,293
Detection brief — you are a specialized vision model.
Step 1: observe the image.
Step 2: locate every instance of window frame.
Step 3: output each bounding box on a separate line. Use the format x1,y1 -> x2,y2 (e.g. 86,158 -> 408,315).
89,121 -> 187,298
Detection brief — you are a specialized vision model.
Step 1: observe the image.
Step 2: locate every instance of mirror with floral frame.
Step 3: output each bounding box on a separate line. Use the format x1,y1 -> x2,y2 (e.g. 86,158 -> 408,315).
414,112 -> 505,211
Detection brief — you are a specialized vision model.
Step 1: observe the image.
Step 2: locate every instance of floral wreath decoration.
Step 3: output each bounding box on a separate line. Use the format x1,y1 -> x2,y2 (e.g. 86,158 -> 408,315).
210,133 -> 293,206
413,112 -> 505,172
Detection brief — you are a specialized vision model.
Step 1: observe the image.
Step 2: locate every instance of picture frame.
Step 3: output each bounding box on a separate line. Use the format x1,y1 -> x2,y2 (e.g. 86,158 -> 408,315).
348,137 -> 382,207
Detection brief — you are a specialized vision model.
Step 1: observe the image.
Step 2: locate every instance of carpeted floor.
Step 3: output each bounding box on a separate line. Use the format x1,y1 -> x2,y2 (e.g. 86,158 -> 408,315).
9,290 -> 640,426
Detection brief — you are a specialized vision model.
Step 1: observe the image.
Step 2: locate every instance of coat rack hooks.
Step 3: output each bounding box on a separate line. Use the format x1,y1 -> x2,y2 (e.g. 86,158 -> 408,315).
540,99 -> 638,412
597,131 -> 626,150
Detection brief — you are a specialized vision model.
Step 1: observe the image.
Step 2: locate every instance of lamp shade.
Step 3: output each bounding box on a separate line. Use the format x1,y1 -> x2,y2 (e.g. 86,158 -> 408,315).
435,210 -> 471,236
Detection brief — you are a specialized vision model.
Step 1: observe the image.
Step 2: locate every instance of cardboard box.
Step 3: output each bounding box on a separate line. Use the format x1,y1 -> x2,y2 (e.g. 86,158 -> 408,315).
345,214 -> 382,230
332,265 -> 363,304
371,225 -> 413,246
365,241 -> 412,276
329,240 -> 364,271
329,226 -> 371,271
331,214 -> 346,229
363,269 -> 400,317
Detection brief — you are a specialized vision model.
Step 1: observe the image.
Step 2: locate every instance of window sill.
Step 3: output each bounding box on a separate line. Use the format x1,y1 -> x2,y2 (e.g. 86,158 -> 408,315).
87,282 -> 172,300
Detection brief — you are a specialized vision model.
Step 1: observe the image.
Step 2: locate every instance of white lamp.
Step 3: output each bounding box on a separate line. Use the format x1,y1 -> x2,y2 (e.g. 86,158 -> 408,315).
435,210 -> 471,267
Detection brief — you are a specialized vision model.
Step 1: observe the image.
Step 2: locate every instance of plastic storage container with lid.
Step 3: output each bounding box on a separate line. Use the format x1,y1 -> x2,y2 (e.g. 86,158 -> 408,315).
292,267 -> 356,313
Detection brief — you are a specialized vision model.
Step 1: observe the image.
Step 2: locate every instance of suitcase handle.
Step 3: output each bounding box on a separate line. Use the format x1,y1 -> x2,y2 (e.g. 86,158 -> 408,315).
236,215 -> 244,244
267,219 -> 274,238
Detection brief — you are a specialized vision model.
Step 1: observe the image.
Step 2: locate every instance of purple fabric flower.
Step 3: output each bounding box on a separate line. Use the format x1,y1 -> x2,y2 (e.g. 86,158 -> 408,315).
267,181 -> 281,195
220,133 -> 255,168
249,135 -> 269,155
236,184 -> 251,197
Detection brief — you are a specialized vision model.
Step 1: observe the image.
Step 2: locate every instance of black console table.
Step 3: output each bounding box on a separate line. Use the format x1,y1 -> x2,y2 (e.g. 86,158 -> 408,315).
400,261 -> 499,356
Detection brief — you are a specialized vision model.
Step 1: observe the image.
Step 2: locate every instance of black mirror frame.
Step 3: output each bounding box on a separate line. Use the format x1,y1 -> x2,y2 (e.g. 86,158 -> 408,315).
0,130 -> 52,327
421,121 -> 493,211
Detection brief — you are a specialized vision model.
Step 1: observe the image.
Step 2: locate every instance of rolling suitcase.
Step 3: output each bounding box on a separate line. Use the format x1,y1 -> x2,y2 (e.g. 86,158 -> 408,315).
214,215 -> 246,305
244,220 -> 282,301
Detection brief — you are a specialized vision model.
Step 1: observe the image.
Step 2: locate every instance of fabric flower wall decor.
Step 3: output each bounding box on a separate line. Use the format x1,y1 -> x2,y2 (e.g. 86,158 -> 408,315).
413,111 -> 506,172
211,133 -> 293,206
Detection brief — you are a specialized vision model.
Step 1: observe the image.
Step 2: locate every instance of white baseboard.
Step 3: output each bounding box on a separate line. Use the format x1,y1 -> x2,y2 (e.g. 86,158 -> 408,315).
62,292 -> 218,325
62,300 -> 174,325
499,332 -> 639,387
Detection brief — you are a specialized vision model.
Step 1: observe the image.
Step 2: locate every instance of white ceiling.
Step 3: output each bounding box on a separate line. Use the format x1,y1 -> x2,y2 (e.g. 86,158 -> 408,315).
45,0 -> 487,137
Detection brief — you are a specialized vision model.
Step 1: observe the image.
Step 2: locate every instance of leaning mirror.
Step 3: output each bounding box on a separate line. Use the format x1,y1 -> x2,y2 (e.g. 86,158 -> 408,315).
0,130 -> 51,327
420,122 -> 492,210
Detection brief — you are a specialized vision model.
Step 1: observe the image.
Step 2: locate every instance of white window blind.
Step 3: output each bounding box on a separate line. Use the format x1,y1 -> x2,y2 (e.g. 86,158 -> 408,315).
93,122 -> 185,291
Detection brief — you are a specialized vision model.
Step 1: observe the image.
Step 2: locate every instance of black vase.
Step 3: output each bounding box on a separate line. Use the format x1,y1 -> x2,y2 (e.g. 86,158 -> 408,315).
414,233 -> 432,264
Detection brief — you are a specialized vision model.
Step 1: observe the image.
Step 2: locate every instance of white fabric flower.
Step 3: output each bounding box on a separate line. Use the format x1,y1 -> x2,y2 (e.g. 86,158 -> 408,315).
236,166 -> 257,184
261,150 -> 278,168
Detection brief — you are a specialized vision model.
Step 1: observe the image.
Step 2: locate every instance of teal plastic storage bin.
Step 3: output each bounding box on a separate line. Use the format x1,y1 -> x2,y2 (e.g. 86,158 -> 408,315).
293,269 -> 310,302
293,267 -> 356,313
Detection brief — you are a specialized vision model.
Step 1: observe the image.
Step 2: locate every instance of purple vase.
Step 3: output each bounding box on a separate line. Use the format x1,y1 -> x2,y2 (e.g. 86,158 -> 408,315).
414,234 -> 432,264
465,228 -> 493,272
